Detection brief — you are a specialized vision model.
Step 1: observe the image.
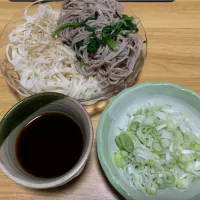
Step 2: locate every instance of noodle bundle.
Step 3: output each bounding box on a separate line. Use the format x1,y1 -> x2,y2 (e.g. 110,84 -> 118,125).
55,0 -> 143,88
6,5 -> 102,100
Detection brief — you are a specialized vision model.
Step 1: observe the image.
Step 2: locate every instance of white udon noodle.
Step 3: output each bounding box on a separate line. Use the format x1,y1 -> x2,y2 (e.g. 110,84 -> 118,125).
6,5 -> 102,100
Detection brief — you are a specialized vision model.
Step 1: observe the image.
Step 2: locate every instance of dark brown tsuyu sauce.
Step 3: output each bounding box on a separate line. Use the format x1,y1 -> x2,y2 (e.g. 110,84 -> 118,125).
15,112 -> 83,178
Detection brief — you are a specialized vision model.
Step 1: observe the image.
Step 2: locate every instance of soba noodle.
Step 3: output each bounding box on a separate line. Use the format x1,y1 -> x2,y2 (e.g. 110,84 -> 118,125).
56,0 -> 143,88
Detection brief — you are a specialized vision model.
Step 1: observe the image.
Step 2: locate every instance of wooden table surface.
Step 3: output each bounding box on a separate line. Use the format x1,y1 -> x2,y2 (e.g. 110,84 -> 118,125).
0,0 -> 200,199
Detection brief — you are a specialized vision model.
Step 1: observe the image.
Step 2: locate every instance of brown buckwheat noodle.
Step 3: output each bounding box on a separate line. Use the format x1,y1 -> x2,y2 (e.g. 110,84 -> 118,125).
57,0 -> 143,88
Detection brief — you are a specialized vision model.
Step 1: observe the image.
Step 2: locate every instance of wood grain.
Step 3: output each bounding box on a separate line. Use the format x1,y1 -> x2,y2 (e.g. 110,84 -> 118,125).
0,0 -> 200,199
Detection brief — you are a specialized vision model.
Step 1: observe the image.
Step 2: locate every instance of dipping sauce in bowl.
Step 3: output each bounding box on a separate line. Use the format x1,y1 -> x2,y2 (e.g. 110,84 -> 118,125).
16,112 -> 83,179
0,92 -> 93,189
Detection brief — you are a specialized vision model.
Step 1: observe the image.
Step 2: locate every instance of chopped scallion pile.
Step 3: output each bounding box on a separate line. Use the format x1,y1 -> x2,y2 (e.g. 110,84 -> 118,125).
114,103 -> 200,195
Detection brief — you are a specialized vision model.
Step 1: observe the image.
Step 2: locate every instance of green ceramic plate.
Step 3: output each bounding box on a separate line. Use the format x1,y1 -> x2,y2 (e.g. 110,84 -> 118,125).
97,82 -> 200,200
